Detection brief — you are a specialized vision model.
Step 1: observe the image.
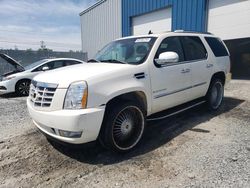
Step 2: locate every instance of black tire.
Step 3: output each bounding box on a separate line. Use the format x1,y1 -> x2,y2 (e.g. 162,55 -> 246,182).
99,100 -> 146,152
15,79 -> 31,96
206,79 -> 224,111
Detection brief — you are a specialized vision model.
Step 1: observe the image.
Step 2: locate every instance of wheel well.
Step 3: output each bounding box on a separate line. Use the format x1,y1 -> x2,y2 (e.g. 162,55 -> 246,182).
211,72 -> 226,86
15,79 -> 31,89
106,91 -> 147,112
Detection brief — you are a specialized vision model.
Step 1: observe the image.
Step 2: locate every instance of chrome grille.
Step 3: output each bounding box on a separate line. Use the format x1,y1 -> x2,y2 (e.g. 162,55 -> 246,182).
29,80 -> 58,107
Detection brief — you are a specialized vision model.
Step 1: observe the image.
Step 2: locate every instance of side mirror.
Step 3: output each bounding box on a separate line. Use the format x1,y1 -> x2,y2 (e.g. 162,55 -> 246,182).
155,52 -> 179,66
42,66 -> 49,71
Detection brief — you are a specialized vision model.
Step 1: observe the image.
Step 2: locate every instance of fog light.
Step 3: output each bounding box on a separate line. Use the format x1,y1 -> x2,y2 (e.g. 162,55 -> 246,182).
0,86 -> 7,90
58,130 -> 82,138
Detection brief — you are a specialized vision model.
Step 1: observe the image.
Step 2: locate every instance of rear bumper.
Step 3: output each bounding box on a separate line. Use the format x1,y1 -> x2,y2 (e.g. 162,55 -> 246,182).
27,99 -> 106,144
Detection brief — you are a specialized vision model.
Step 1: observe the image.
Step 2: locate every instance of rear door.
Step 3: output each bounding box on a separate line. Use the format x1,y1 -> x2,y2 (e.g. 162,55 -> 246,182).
180,36 -> 212,99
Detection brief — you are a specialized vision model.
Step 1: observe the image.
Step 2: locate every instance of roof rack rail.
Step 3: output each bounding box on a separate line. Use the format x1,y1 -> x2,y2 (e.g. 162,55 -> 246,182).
174,30 -> 214,35
174,30 -> 185,32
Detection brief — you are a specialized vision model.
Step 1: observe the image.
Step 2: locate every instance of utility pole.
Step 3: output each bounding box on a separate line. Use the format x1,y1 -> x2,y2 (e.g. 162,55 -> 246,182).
40,41 -> 46,50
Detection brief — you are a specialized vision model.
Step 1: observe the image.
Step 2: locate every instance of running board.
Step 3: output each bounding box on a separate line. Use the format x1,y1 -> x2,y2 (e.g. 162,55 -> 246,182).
147,99 -> 206,121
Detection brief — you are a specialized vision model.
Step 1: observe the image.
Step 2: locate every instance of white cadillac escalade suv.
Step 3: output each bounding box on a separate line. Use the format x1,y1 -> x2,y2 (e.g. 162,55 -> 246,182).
27,31 -> 231,152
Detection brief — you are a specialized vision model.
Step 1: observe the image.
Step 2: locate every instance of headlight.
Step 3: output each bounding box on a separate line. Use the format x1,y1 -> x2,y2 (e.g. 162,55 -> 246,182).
63,81 -> 88,109
3,76 -> 16,81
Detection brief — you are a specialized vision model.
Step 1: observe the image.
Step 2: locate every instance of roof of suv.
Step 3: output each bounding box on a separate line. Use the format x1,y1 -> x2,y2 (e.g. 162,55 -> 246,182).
117,31 -> 215,41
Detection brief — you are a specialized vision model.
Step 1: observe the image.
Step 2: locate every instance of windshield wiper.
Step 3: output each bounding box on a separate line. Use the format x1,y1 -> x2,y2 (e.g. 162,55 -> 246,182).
100,59 -> 127,64
87,59 -> 100,63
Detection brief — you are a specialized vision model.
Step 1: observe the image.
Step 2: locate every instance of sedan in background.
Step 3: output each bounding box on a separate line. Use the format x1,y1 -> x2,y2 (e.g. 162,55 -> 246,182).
0,53 -> 85,96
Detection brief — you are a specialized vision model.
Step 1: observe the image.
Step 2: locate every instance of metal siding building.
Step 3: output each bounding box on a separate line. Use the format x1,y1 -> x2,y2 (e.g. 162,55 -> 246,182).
80,0 -> 122,58
207,0 -> 250,40
122,0 -> 207,37
80,0 -> 207,58
80,0 -> 250,78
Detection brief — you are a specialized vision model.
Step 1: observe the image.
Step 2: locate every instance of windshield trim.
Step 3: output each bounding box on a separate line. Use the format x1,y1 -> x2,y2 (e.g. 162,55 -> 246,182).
24,59 -> 48,70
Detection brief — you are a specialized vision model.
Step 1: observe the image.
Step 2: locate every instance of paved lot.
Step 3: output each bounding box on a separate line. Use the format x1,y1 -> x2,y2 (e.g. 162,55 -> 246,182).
0,80 -> 249,187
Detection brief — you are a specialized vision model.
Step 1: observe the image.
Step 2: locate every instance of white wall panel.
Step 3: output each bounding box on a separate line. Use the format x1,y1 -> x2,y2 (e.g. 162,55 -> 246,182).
80,0 -> 122,58
208,0 -> 250,40
132,8 -> 172,36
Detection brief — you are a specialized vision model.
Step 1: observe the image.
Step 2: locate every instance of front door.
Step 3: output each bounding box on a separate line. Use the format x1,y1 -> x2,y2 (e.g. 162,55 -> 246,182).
149,36 -> 192,113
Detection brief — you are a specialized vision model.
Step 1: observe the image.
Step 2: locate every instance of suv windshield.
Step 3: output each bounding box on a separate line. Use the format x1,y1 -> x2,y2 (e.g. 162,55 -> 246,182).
93,37 -> 157,65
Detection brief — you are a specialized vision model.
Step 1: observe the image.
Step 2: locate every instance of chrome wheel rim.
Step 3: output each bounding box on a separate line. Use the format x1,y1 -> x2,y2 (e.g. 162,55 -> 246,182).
211,82 -> 223,109
112,106 -> 144,150
18,82 -> 30,95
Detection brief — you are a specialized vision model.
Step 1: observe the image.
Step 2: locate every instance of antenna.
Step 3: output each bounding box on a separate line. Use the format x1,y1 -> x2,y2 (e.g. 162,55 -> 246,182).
148,30 -> 153,34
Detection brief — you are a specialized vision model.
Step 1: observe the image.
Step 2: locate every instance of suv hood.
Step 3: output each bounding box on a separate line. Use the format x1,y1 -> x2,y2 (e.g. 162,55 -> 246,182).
34,63 -> 134,88
0,53 -> 25,77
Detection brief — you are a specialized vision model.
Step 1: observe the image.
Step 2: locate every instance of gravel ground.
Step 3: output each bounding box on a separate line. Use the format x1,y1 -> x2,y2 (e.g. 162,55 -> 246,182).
0,80 -> 249,188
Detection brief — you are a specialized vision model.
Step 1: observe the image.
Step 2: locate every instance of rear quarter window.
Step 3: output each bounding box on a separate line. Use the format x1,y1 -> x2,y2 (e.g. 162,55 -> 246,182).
205,37 -> 229,57
64,60 -> 82,66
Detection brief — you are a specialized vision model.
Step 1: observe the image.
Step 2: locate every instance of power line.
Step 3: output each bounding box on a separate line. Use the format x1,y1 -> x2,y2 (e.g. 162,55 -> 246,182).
0,44 -> 80,51
0,40 -> 81,47
0,29 -> 80,36
0,41 -> 81,51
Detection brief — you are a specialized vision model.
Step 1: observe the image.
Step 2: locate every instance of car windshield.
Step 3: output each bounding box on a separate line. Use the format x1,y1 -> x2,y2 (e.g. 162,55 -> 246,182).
93,37 -> 157,65
24,59 -> 48,70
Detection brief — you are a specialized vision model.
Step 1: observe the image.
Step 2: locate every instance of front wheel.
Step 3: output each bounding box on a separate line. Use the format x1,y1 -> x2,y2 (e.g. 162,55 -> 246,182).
15,80 -> 31,96
99,101 -> 146,152
206,79 -> 224,110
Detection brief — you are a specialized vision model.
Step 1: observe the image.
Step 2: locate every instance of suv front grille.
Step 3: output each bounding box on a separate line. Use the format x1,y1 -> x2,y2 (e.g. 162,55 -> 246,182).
29,80 -> 58,107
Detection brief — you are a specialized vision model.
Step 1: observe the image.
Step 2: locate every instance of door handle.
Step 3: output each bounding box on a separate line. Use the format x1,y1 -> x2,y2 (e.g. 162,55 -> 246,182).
181,69 -> 187,73
206,64 -> 213,68
181,68 -> 191,73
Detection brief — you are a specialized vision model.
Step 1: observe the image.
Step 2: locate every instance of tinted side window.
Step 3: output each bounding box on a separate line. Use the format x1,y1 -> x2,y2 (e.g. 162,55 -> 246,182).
33,60 -> 65,72
205,37 -> 229,57
40,60 -> 64,70
64,60 -> 82,67
155,36 -> 184,62
50,60 -> 64,69
181,36 -> 207,61
33,64 -> 46,72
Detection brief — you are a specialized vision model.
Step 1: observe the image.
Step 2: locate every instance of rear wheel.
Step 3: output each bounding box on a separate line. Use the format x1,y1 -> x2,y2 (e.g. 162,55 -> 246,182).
99,101 -> 146,152
206,79 -> 224,110
15,80 -> 31,96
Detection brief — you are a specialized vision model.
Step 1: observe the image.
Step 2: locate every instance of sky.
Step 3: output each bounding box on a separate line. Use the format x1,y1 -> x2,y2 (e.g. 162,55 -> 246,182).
0,0 -> 97,51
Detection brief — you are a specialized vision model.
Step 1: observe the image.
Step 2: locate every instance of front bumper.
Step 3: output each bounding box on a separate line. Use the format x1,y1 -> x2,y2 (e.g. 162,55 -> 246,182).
27,99 -> 105,144
0,79 -> 16,94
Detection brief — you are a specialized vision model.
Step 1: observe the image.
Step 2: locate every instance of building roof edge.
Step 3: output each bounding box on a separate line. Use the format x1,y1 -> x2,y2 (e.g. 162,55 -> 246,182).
79,0 -> 107,16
